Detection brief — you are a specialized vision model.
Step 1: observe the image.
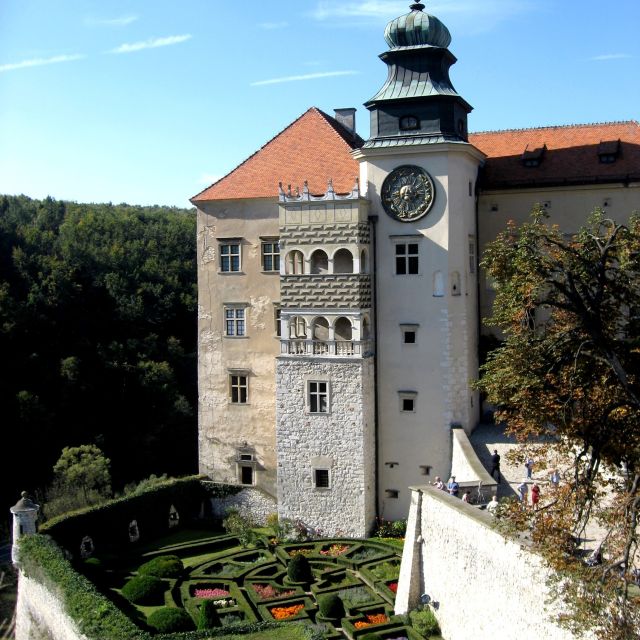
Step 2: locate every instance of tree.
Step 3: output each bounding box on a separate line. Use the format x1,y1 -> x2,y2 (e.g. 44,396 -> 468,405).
477,208 -> 640,639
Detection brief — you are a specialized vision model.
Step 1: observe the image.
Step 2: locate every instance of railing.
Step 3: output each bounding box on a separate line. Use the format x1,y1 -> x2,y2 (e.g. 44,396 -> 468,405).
280,339 -> 373,357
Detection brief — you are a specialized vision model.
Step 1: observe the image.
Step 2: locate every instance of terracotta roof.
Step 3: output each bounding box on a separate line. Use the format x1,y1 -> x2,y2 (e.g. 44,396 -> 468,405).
470,121 -> 640,189
192,107 -> 363,202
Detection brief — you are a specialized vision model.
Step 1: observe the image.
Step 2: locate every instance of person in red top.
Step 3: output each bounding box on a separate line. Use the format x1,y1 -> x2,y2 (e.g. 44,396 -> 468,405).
530,483 -> 540,510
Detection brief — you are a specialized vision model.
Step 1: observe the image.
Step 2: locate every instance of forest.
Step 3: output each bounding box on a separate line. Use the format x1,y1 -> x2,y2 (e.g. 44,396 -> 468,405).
0,195 -> 198,529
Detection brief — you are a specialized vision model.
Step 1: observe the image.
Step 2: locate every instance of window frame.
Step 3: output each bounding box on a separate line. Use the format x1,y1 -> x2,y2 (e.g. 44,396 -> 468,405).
219,241 -> 241,273
261,240 -> 280,272
400,323 -> 419,345
313,468 -> 331,489
394,241 -> 420,275
399,390 -> 418,413
307,380 -> 330,414
229,373 -> 249,404
224,305 -> 247,337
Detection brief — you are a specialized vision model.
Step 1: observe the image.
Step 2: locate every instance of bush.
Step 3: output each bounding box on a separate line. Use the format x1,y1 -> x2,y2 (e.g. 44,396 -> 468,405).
197,599 -> 218,630
138,554 -> 183,578
410,606 -> 441,636
121,574 -> 166,605
287,554 -> 312,583
147,607 -> 194,633
318,593 -> 345,619
222,508 -> 256,547
391,519 -> 407,537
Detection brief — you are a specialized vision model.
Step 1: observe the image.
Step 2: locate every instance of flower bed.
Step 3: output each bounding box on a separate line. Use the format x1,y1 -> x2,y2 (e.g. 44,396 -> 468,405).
388,582 -> 398,594
319,543 -> 349,557
270,603 -> 305,620
354,612 -> 389,629
193,587 -> 230,598
251,583 -> 296,601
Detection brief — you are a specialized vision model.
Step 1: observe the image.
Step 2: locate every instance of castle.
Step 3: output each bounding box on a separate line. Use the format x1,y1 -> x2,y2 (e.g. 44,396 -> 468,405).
191,2 -> 640,537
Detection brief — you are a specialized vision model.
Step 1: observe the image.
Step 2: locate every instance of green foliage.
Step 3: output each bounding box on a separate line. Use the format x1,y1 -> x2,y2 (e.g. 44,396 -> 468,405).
317,593 -> 344,619
138,555 -> 183,578
369,561 -> 400,581
409,606 -> 441,636
287,554 -> 312,584
148,607 -> 195,633
197,599 -> 219,630
121,574 -> 166,605
124,473 -> 170,495
374,517 -> 406,539
0,195 -> 197,514
359,634 -> 380,640
222,509 -> 256,548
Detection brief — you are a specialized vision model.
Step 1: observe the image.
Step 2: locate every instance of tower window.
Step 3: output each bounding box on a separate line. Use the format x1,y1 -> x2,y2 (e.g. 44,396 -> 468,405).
314,468 -> 331,489
400,324 -> 419,345
400,115 -> 420,131
399,390 -> 418,413
395,243 -> 419,275
385,489 -> 399,499
308,381 -> 329,414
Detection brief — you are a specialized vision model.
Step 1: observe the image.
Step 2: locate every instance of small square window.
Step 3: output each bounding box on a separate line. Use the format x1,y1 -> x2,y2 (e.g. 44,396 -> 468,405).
224,306 -> 246,337
399,391 -> 417,413
314,469 -> 330,489
401,324 -> 419,345
220,242 -> 241,272
402,398 -> 415,412
308,381 -> 329,414
385,489 -> 399,499
230,374 -> 248,404
395,242 -> 419,275
262,241 -> 280,272
239,453 -> 253,461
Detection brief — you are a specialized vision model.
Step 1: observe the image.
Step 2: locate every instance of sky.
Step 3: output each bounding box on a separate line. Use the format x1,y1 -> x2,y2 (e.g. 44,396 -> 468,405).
1,0 -> 639,208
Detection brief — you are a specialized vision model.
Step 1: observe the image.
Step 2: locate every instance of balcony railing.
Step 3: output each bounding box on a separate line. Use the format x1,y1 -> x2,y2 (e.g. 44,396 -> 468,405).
280,339 -> 373,357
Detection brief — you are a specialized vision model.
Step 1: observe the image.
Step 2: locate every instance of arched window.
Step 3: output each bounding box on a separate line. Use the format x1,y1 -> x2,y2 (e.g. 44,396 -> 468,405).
286,250 -> 304,274
313,317 -> 330,341
310,250 -> 328,275
334,317 -> 353,341
333,248 -> 354,274
360,249 -> 368,274
289,316 -> 307,339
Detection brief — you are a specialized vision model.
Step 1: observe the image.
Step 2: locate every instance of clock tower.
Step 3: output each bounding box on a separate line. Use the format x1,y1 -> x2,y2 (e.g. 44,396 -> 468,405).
353,2 -> 485,520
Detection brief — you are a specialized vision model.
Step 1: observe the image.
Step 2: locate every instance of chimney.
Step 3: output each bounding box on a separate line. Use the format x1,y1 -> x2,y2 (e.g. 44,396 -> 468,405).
334,108 -> 356,136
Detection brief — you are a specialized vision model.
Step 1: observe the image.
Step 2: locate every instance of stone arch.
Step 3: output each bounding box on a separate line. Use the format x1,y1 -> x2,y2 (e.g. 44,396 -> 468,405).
169,504 -> 179,528
128,520 -> 140,543
80,535 -> 94,559
333,248 -> 354,274
312,316 -> 330,341
334,316 -> 353,341
433,271 -> 444,297
286,250 -> 305,274
310,249 -> 329,274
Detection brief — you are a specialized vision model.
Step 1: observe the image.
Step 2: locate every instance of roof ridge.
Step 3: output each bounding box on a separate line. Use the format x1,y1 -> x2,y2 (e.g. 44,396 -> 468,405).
314,107 -> 365,149
191,107 -> 322,202
471,120 -> 639,136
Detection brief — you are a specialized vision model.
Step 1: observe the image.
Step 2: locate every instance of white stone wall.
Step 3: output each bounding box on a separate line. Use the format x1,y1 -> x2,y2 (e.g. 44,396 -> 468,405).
16,573 -> 88,640
276,357 -> 375,537
396,487 -> 596,640
211,487 -> 277,525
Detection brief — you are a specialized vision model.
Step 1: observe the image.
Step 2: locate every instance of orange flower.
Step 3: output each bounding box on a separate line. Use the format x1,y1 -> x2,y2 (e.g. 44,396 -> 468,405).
270,603 -> 305,620
354,613 -> 388,628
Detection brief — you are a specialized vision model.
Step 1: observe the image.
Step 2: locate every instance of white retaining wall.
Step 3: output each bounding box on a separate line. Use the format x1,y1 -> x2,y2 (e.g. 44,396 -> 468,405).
210,486 -> 277,525
396,486 -> 595,640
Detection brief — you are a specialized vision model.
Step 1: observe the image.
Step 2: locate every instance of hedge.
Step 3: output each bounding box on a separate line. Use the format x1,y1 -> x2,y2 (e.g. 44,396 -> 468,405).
148,607 -> 195,633
121,575 -> 167,605
138,555 -> 184,578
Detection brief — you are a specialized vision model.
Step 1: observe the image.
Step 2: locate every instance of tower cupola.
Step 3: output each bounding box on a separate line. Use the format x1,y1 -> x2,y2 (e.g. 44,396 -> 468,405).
363,2 -> 472,148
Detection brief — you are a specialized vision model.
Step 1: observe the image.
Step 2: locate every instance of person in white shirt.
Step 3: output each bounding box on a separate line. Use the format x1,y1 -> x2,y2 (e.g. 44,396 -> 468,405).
487,495 -> 500,515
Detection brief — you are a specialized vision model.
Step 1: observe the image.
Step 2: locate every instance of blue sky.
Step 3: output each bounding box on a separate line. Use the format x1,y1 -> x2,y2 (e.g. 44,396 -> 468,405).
1,1 -> 639,208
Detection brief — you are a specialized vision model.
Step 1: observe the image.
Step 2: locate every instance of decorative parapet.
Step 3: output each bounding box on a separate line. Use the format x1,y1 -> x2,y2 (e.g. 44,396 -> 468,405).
278,178 -> 360,202
280,339 -> 373,358
281,274 -> 372,309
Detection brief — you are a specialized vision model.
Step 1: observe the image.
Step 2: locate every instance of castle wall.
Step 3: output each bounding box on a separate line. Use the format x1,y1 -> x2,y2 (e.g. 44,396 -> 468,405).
396,487 -> 596,640
275,357 -> 375,537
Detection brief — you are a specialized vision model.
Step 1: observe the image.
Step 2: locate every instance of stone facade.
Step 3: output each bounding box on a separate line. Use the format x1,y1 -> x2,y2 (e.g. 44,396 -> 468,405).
210,487 -> 277,525
275,357 -> 375,537
280,274 -> 372,309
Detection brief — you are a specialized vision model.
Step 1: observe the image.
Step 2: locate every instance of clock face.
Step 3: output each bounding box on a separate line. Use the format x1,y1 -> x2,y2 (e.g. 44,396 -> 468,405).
381,165 -> 435,222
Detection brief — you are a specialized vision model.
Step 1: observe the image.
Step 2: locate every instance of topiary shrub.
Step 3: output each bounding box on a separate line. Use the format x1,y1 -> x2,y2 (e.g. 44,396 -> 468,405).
138,554 -> 183,578
318,593 -> 345,620
287,553 -> 312,584
359,634 -> 380,640
409,605 -> 441,636
197,599 -> 218,630
121,574 -> 166,605
147,607 -> 194,633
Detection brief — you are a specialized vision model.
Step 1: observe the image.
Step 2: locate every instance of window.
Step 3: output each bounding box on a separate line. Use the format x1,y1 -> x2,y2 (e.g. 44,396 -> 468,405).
314,468 -> 330,489
230,374 -> 248,404
262,241 -> 280,272
274,307 -> 281,337
395,243 -> 419,275
308,381 -> 329,414
224,306 -> 245,337
399,391 -> 417,412
240,465 -> 254,485
468,237 -> 476,274
220,242 -> 241,272
385,489 -> 399,499
286,250 -> 304,274
401,324 -> 419,345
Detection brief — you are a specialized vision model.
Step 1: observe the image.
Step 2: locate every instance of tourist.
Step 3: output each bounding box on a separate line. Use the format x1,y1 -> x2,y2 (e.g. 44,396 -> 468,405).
433,476 -> 445,490
487,494 -> 500,515
447,476 -> 460,497
490,449 -> 501,483
550,469 -> 560,489
530,482 -> 540,510
525,457 -> 534,479
461,490 -> 471,503
517,480 -> 528,505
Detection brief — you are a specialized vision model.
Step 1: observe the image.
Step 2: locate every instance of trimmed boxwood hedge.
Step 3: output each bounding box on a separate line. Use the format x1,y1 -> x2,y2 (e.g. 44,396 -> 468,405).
121,574 -> 167,605
138,554 -> 184,578
148,608 -> 195,633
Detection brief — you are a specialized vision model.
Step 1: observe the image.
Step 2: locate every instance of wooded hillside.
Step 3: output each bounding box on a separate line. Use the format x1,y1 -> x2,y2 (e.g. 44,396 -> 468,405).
0,195 -> 198,524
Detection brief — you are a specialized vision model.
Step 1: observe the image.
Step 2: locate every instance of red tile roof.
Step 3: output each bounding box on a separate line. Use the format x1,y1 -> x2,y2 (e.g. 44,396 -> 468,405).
192,107 -> 363,202
470,121 -> 640,189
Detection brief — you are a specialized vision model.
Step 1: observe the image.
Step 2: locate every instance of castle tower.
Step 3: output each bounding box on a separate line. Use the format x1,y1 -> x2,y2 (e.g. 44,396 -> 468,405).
10,492 -> 39,564
353,2 -> 485,520
275,180 -> 376,537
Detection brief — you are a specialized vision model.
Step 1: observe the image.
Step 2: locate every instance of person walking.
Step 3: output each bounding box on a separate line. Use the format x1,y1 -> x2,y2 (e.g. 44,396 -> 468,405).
530,482 -> 540,510
490,449 -> 501,483
487,494 -> 500,516
447,476 -> 460,497
525,457 -> 534,479
517,480 -> 528,506
550,469 -> 560,489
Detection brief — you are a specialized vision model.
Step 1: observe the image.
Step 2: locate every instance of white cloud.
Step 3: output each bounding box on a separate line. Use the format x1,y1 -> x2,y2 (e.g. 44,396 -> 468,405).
251,70 -> 359,86
259,22 -> 289,30
86,15 -> 138,27
0,54 -> 85,73
311,0 -> 398,20
199,173 -> 222,185
109,34 -> 192,55
589,53 -> 632,61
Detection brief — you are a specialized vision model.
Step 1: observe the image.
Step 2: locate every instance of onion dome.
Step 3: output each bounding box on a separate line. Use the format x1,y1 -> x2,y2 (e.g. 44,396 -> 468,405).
384,3 -> 451,49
